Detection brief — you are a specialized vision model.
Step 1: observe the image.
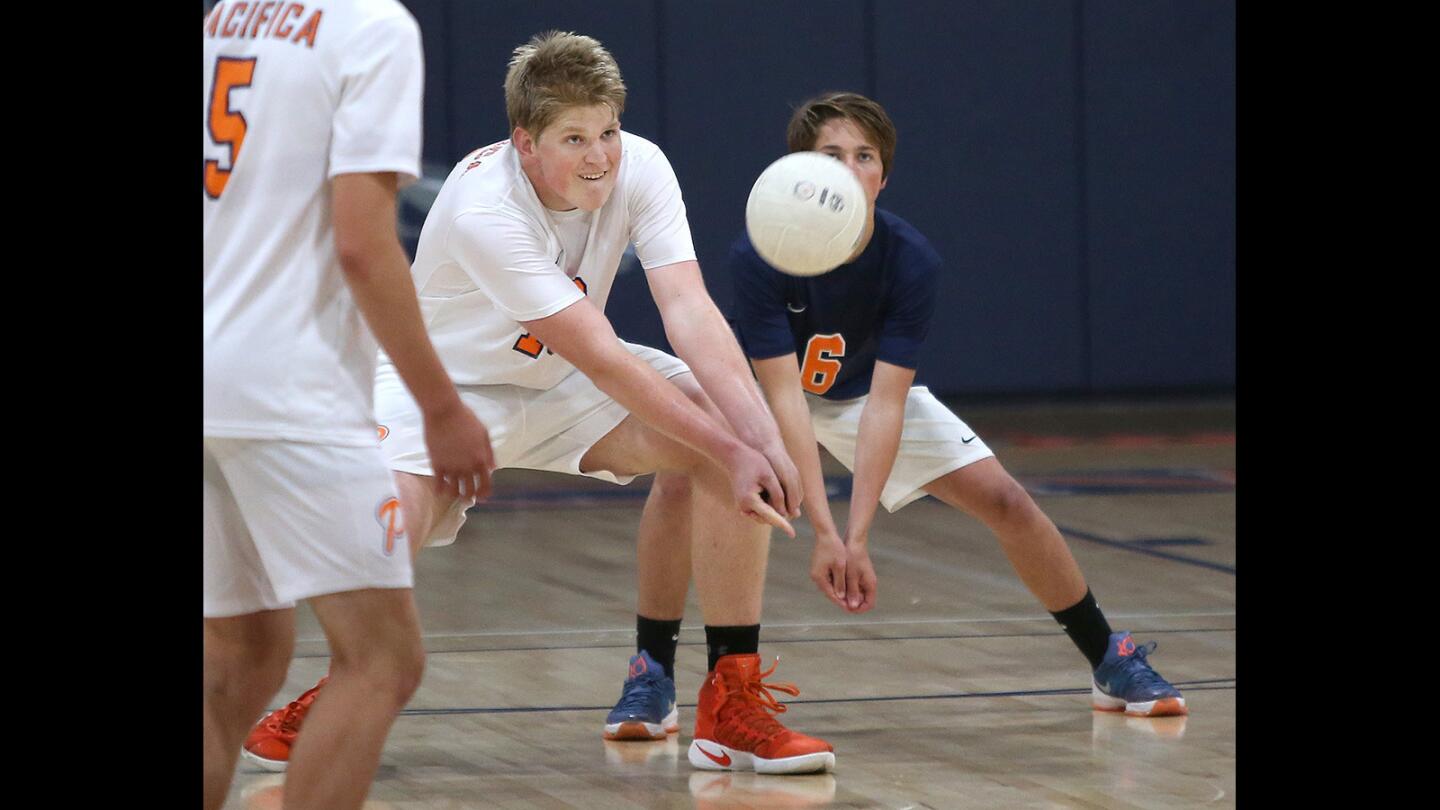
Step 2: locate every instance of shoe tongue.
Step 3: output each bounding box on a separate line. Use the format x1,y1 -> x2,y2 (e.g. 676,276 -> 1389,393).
1113,632 -> 1137,658
629,653 -> 652,680
718,653 -> 762,680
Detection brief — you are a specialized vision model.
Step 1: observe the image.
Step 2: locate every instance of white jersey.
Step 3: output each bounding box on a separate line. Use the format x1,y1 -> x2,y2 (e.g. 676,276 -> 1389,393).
203,0 -> 423,445
395,133 -> 697,389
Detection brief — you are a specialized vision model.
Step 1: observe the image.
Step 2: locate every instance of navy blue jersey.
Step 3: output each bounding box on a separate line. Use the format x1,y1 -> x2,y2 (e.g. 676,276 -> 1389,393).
732,208 -> 941,400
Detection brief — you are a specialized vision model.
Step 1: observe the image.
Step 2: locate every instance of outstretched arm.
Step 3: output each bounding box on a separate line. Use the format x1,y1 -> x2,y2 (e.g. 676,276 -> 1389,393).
520,295 -> 793,536
840,360 -> 918,612
646,260 -> 803,519
751,355 -> 854,611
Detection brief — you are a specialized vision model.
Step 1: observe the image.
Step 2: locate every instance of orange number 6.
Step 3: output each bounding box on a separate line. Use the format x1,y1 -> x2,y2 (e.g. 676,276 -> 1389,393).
205,57 -> 257,199
800,333 -> 846,395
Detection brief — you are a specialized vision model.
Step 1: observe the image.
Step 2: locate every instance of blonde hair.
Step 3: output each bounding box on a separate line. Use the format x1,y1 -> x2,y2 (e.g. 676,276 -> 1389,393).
504,31 -> 627,138
787,92 -> 898,180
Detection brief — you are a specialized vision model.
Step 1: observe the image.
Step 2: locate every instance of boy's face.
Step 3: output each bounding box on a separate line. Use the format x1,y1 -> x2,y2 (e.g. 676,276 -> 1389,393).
518,103 -> 623,212
813,118 -> 887,211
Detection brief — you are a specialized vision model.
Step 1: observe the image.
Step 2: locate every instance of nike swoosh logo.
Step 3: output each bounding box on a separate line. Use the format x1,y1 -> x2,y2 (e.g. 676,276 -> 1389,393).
961,435 -> 978,444
696,744 -> 732,767
786,303 -> 807,313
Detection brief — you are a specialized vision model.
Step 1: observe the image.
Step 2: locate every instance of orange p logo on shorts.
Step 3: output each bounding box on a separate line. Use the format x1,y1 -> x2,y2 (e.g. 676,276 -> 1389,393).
376,497 -> 405,556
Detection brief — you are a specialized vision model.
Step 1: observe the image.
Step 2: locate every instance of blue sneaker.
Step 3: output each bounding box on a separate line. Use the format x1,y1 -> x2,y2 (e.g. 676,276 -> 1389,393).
1091,631 -> 1188,717
604,650 -> 679,740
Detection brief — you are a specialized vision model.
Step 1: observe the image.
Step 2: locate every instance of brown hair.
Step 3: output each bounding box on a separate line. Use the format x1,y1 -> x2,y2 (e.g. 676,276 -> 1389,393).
786,91 -> 897,180
504,31 -> 627,138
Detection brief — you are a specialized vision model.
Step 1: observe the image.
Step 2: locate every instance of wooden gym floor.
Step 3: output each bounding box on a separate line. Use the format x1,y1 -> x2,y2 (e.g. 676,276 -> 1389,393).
221,397 -> 1236,809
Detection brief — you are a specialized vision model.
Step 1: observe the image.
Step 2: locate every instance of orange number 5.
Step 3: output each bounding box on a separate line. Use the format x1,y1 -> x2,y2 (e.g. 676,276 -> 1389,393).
204,57 -> 257,199
800,333 -> 846,394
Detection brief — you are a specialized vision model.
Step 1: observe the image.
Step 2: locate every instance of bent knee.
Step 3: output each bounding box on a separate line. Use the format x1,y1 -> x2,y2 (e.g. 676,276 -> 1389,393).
333,644 -> 425,708
978,475 -> 1043,527
391,647 -> 426,702
652,471 -> 694,502
205,648 -> 290,706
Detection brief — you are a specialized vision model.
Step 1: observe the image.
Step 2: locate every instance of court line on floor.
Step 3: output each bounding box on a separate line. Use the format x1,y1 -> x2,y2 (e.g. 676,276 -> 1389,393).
289,625 -> 1235,659
300,627 -> 1235,658
1058,525 -> 1236,575
294,609 -> 1235,645
396,679 -> 1235,717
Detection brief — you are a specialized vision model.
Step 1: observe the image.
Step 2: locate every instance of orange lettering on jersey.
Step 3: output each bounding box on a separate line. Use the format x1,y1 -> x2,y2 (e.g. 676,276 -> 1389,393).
800,333 -> 846,395
238,1 -> 260,37
462,140 -> 510,176
376,424 -> 390,441
205,3 -> 222,36
248,1 -> 276,37
204,57 -> 258,199
513,333 -> 544,358
221,2 -> 245,37
271,3 -> 301,39
511,277 -> 589,359
291,9 -> 321,48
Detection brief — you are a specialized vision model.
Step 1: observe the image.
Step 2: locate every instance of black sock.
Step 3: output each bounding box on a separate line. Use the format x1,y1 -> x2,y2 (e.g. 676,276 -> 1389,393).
705,624 -> 760,671
1050,589 -> 1113,670
636,615 -> 682,679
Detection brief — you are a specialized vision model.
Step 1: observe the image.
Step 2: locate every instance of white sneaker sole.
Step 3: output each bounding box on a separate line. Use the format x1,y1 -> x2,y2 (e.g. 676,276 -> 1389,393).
1091,682 -> 1188,717
239,747 -> 289,773
688,740 -> 835,774
603,706 -> 679,740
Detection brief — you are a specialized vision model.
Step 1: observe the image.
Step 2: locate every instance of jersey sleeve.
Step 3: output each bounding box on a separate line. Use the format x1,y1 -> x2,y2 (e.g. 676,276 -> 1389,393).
329,11 -> 423,184
875,238 -> 941,369
625,143 -> 698,270
730,238 -> 796,361
446,210 -> 585,322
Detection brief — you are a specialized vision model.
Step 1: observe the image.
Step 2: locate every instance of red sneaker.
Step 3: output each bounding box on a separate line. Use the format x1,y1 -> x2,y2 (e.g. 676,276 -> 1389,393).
687,654 -> 834,774
240,677 -> 328,772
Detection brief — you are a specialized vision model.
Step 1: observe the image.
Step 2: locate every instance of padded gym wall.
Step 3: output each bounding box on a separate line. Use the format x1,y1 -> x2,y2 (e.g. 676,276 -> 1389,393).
399,0 -> 1234,396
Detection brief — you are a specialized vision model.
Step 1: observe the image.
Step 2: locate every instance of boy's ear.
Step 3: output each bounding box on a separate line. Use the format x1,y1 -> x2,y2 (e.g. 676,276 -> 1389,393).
512,127 -> 535,157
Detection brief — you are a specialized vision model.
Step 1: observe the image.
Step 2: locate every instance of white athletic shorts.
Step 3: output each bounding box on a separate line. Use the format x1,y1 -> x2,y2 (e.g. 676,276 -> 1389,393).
374,340 -> 691,546
808,386 -> 995,513
203,437 -> 413,618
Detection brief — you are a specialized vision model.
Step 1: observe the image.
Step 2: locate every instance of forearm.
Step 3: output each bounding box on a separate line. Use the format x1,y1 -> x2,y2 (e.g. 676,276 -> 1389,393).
586,346 -> 745,467
847,393 -> 905,546
786,410 -> 840,538
755,360 -> 840,536
662,291 -> 782,451
526,301 -> 744,471
334,173 -> 461,418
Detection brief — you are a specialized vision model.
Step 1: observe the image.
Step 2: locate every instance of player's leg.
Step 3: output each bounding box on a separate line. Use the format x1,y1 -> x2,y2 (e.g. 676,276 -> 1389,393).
239,422 -> 471,768
581,384 -> 770,628
604,472 -> 692,740
917,426 -> 1185,716
219,438 -> 421,779
392,469 -> 463,562
282,586 -> 426,810
923,459 -> 1086,611
637,472 -> 692,628
581,374 -> 833,773
203,610 -> 295,810
203,438 -> 299,808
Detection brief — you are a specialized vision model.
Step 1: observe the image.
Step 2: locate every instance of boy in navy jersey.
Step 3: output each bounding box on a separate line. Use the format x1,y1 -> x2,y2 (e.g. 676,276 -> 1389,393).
606,92 -> 1185,732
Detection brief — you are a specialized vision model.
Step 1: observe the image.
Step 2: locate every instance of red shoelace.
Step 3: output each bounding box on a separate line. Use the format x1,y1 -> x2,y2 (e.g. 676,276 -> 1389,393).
711,659 -> 802,748
266,678 -> 327,736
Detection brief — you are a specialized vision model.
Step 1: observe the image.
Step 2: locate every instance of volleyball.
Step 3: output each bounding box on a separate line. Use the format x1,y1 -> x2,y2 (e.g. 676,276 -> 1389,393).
745,152 -> 866,277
